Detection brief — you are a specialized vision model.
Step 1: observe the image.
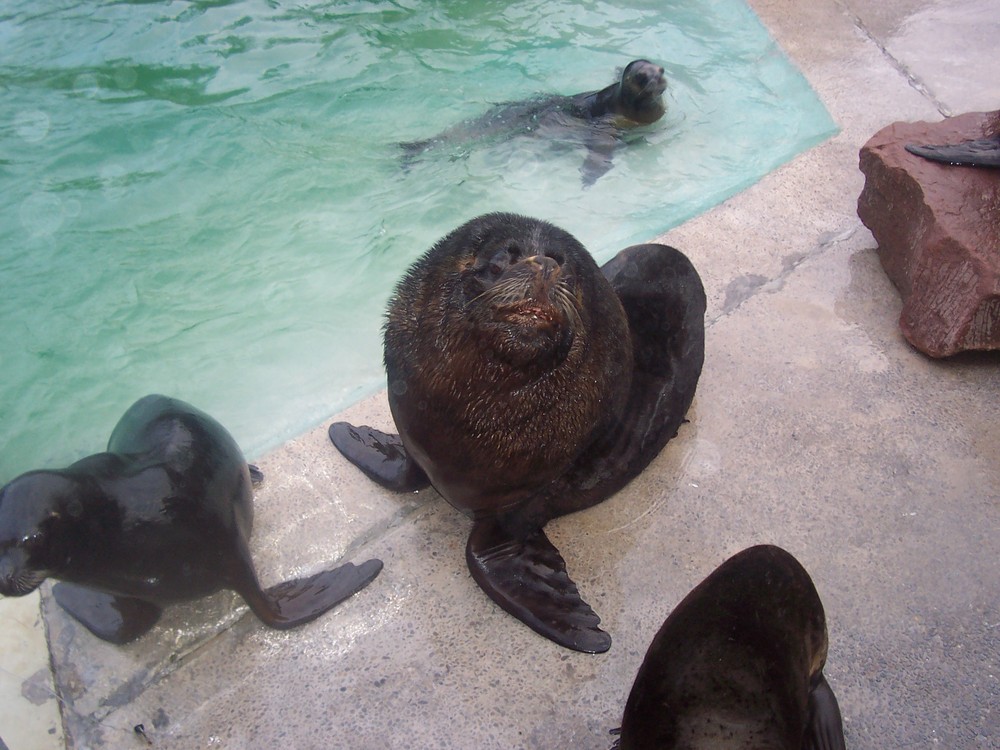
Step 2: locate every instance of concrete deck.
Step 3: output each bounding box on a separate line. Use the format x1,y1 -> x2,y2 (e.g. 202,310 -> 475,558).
7,0 -> 999,747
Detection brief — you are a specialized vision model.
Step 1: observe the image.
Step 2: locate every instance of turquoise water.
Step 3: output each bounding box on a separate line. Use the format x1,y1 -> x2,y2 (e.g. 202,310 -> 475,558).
0,0 -> 835,480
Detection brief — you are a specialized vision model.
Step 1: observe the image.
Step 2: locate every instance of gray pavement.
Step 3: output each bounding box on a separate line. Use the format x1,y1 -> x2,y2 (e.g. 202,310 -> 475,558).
39,0 -> 1000,747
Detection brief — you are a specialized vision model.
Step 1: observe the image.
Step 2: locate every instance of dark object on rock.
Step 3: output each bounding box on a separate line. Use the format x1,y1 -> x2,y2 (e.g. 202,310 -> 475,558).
858,110 -> 1000,357
905,136 -> 1000,168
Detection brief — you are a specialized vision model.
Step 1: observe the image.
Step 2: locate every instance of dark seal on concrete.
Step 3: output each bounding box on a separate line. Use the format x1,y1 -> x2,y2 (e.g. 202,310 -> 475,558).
0,394 -> 382,644
400,59 -> 668,186
330,213 -> 705,652
613,545 -> 846,749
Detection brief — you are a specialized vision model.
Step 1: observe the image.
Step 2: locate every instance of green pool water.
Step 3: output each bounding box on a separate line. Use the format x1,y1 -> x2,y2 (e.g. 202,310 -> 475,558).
0,0 -> 836,480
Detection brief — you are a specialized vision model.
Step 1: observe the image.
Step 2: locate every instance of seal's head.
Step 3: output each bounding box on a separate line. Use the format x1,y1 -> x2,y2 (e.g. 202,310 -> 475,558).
388,213 -> 615,384
617,59 -> 667,125
0,472 -> 80,596
383,213 -> 632,515
459,228 -> 583,373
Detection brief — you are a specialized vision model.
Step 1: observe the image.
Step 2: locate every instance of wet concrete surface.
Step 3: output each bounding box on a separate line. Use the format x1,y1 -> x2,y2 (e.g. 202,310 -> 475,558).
12,0 -> 1000,747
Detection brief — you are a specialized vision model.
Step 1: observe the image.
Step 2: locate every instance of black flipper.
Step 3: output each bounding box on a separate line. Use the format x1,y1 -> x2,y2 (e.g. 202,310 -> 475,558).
52,582 -> 163,644
240,558 -> 384,630
905,137 -> 1000,167
328,422 -> 430,492
580,128 -> 619,187
398,139 -> 432,171
466,518 -> 612,654
804,673 -> 847,750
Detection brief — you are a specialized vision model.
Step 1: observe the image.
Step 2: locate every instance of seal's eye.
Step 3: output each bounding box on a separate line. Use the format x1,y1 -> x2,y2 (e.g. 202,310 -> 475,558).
488,250 -> 509,277
634,72 -> 648,87
486,244 -> 522,277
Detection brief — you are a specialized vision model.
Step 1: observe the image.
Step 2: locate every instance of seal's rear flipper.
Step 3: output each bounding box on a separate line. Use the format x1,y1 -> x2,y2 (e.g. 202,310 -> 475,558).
466,519 -> 612,653
252,558 -> 384,630
52,582 -> 163,644
905,138 -> 1000,167
805,673 -> 846,750
328,422 -> 430,492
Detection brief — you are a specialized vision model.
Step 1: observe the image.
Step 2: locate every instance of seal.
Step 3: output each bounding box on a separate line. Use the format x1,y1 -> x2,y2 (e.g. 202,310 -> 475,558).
612,545 -> 846,749
400,59 -> 668,186
329,213 -> 705,652
0,394 -> 383,644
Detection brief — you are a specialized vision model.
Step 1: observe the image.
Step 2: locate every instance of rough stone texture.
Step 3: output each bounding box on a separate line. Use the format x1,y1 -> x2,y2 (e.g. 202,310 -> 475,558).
857,110 -> 1000,357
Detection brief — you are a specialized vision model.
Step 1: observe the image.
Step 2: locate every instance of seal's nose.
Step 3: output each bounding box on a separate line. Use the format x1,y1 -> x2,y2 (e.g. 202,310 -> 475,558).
525,254 -> 560,280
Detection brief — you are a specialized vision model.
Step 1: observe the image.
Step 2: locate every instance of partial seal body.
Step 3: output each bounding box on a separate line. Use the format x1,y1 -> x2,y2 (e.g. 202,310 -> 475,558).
330,213 -> 705,652
0,395 -> 382,644
400,59 -> 668,186
615,545 -> 846,750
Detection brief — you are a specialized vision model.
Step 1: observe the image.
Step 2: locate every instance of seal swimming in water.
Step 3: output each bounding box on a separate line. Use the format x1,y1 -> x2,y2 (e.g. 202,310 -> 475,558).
329,213 -> 705,652
0,394 -> 383,644
612,545 -> 846,750
400,59 -> 668,186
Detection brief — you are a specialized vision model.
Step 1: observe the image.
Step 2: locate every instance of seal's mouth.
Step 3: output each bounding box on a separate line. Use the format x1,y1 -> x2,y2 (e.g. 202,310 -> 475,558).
491,257 -> 579,329
0,566 -> 47,597
497,299 -> 561,327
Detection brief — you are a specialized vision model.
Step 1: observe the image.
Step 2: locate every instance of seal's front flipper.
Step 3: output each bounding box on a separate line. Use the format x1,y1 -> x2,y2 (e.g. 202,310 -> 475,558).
905,137 -> 1000,168
804,673 -> 846,750
250,558 -> 384,630
466,519 -> 611,653
52,582 -> 162,644
398,139 -> 433,171
328,422 -> 430,492
580,132 -> 617,187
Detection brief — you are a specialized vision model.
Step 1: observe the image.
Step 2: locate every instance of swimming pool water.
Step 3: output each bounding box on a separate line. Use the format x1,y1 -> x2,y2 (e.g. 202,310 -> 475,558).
0,0 -> 836,479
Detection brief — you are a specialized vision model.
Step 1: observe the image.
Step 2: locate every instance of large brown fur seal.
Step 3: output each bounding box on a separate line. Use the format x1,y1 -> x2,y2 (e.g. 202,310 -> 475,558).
400,59 -> 668,186
329,213 -> 705,652
613,545 -> 846,749
0,394 -> 382,644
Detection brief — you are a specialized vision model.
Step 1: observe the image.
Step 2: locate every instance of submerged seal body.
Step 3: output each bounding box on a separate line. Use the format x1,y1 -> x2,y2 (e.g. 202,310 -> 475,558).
615,545 -> 846,749
400,59 -> 668,186
330,213 -> 705,652
0,394 -> 382,644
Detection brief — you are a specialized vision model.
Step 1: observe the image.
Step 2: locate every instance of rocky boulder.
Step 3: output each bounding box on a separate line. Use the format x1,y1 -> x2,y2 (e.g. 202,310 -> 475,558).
857,110 -> 1000,357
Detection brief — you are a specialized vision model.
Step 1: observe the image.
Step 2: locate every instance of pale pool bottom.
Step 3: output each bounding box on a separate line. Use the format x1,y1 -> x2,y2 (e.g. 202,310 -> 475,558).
0,592 -> 63,750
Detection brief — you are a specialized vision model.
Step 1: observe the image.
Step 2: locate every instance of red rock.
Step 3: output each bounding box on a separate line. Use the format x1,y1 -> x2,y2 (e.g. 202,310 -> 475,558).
857,110 -> 1000,357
